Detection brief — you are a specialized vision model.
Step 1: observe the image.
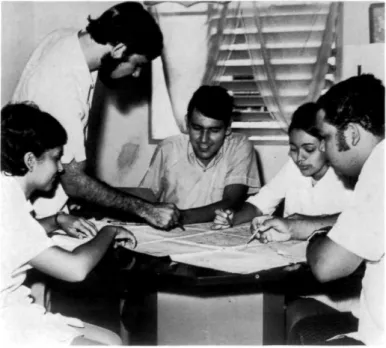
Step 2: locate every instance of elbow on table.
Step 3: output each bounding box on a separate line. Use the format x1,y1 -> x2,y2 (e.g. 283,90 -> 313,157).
67,269 -> 88,282
61,265 -> 89,283
310,263 -> 332,283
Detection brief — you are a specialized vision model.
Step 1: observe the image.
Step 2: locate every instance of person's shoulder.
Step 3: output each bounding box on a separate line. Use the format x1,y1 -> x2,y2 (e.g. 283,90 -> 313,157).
46,28 -> 78,39
38,28 -> 78,47
156,134 -> 189,159
229,132 -> 249,142
356,140 -> 384,188
159,133 -> 188,148
0,174 -> 24,205
227,132 -> 253,149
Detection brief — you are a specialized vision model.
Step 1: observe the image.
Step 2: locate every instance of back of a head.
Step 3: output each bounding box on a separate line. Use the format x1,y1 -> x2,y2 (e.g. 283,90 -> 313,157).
1,103 -> 67,176
187,85 -> 234,126
86,1 -> 163,60
288,102 -> 321,139
317,74 -> 385,137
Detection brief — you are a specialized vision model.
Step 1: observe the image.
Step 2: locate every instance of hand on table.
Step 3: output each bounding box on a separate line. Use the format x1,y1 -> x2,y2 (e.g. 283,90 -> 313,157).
56,213 -> 98,239
250,216 -> 291,244
144,202 -> 181,230
113,226 -> 137,250
211,209 -> 234,230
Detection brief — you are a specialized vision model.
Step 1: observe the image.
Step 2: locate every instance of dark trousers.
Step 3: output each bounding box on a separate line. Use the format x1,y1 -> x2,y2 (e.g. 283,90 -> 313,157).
287,298 -> 360,345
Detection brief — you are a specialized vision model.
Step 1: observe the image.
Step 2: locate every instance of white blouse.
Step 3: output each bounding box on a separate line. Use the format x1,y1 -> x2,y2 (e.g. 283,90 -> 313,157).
247,159 -> 353,217
0,175 -> 82,345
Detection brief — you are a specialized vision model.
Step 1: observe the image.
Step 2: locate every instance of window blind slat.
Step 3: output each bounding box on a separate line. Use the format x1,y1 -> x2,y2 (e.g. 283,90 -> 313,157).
233,95 -> 265,106
210,13 -> 328,28
232,128 -> 287,137
217,58 -> 317,66
229,31 -> 324,45
232,112 -> 273,122
221,65 -> 316,78
220,47 -> 320,61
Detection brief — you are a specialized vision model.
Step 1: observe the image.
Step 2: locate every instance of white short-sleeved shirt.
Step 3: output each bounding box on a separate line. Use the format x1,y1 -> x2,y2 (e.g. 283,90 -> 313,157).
140,133 -> 261,209
247,159 -> 353,217
328,141 -> 384,345
12,29 -> 94,218
0,174 -> 81,345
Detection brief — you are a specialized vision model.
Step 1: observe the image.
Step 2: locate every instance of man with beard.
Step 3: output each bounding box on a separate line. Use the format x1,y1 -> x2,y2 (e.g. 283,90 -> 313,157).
12,2 -> 180,230
292,74 -> 384,345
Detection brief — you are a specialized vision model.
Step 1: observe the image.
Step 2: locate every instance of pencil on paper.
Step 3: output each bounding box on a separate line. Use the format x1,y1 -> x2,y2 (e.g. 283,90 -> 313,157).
176,222 -> 186,231
246,228 -> 262,245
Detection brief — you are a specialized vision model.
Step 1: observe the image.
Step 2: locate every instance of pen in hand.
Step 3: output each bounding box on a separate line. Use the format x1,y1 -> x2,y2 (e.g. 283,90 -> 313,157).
246,227 -> 262,245
176,222 -> 185,231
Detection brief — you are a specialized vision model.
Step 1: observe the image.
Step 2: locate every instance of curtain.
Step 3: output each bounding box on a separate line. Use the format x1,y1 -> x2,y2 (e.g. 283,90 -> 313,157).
202,1 -> 240,85
148,1 -> 209,138
243,1 -> 338,128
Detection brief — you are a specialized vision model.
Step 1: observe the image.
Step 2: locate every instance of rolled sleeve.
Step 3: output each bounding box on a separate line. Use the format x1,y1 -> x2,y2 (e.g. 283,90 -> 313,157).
247,160 -> 293,215
328,162 -> 384,261
224,137 -> 261,194
41,91 -> 87,164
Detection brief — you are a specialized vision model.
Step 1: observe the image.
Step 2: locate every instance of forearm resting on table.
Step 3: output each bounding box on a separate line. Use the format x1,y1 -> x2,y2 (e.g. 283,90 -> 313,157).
30,226 -> 117,282
181,199 -> 238,224
38,215 -> 60,234
232,202 -> 262,226
289,214 -> 340,240
61,160 -> 152,219
181,185 -> 249,224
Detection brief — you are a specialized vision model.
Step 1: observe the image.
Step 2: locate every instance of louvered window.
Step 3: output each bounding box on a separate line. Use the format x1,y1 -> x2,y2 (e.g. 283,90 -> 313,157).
210,1 -> 338,145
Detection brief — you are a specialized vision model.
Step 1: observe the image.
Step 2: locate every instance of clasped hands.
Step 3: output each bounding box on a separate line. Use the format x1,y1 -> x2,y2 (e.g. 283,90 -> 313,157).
212,209 -> 297,243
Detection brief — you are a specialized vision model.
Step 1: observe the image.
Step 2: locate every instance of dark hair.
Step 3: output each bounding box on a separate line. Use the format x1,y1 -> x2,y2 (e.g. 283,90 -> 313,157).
86,2 -> 163,60
317,74 -> 385,137
288,102 -> 321,139
1,103 -> 67,176
187,85 -> 234,127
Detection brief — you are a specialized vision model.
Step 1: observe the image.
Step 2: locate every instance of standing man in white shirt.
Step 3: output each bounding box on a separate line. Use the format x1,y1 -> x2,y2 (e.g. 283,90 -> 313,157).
303,74 -> 384,345
12,2 -> 180,230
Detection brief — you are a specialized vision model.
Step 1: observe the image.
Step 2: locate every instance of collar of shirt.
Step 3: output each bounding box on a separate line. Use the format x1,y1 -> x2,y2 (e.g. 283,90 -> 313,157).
187,138 -> 226,171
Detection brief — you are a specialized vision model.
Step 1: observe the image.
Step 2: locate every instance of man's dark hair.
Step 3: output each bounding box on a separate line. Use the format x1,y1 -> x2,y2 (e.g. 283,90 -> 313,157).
86,2 -> 163,60
288,102 -> 321,139
1,103 -> 67,176
187,85 -> 234,127
317,74 -> 385,138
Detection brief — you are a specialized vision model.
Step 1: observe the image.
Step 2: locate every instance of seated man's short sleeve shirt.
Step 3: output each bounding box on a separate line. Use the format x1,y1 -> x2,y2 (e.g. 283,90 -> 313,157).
140,133 -> 261,209
327,141 -> 384,345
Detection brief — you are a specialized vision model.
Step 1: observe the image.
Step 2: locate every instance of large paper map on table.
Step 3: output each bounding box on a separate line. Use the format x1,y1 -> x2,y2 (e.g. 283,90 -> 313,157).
52,219 -> 307,274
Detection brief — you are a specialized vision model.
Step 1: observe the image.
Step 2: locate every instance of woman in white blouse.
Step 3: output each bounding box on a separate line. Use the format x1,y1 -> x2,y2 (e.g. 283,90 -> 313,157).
212,102 -> 353,242
0,103 -> 137,345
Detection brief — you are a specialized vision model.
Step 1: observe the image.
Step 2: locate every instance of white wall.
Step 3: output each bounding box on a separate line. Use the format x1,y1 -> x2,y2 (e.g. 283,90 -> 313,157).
1,1 -> 35,105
